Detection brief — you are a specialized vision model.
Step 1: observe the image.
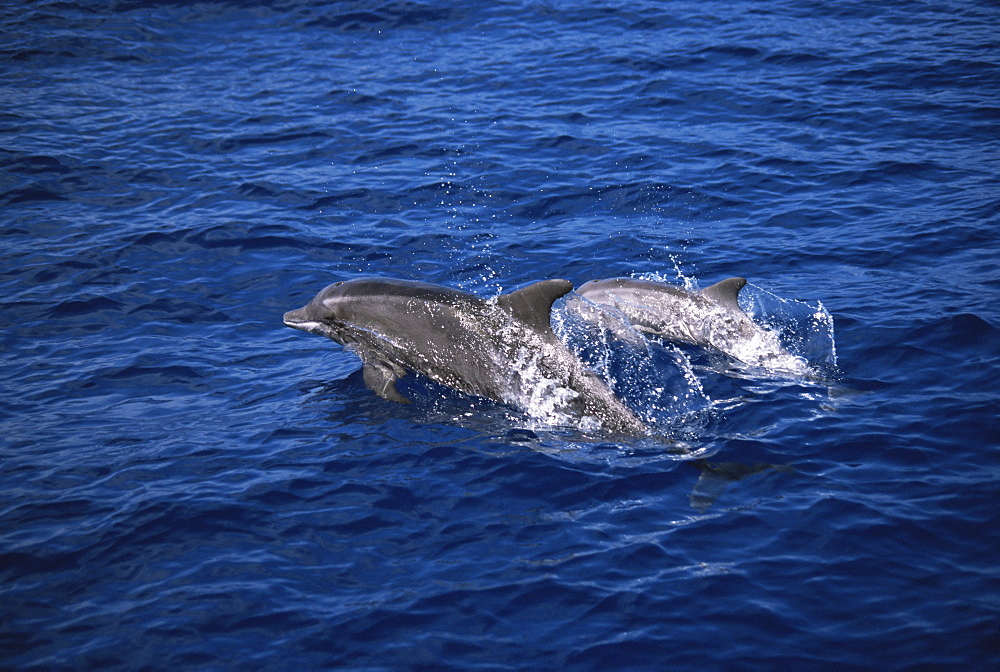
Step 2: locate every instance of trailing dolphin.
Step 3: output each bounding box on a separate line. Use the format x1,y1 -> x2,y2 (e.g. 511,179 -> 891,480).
283,277 -> 648,435
576,277 -> 808,373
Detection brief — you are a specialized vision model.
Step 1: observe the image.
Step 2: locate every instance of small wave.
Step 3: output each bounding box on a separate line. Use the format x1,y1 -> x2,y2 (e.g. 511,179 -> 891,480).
2,185 -> 67,206
302,2 -> 457,32
46,295 -> 123,318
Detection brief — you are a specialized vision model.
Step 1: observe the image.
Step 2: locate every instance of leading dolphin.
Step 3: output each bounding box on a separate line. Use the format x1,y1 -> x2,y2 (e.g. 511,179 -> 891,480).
576,277 -> 807,372
283,278 -> 648,435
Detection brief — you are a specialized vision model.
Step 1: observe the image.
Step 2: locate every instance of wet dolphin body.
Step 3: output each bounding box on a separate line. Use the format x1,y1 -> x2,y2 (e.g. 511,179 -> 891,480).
576,277 -> 806,371
283,278 -> 648,435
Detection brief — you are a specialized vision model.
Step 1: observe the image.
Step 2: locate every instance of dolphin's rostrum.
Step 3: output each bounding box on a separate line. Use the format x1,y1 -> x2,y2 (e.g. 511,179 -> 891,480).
283,277 -> 648,435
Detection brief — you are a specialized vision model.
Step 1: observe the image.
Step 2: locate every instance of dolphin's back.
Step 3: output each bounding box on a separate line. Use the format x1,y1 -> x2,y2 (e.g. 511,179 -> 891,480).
576,276 -> 753,344
321,277 -> 483,309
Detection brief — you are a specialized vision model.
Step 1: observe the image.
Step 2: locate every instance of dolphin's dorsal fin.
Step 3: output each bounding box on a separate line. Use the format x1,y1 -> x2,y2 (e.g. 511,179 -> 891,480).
700,277 -> 747,311
496,279 -> 574,333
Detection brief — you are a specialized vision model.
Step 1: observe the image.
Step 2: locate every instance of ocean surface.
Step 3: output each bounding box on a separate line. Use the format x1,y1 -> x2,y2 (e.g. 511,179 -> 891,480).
2,0 -> 998,669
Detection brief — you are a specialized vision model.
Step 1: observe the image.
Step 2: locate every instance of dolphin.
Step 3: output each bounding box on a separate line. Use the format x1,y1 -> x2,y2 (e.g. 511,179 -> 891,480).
283,278 -> 648,435
576,277 -> 807,372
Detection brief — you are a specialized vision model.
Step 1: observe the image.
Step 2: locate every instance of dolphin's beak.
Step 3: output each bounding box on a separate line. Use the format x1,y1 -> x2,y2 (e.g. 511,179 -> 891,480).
284,307 -> 340,342
283,307 -> 312,330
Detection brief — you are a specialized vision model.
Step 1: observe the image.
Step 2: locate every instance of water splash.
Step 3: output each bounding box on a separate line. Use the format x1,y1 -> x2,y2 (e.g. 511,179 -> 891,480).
738,283 -> 838,373
551,294 -> 713,437
504,343 -> 588,431
636,257 -> 698,291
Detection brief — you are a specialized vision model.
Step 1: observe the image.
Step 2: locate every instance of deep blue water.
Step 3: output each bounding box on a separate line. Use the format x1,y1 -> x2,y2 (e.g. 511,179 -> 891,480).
2,0 -> 999,669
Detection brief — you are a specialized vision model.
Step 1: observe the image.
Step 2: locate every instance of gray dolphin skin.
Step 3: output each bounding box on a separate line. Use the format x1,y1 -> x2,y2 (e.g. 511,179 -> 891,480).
576,277 -> 806,371
283,278 -> 647,435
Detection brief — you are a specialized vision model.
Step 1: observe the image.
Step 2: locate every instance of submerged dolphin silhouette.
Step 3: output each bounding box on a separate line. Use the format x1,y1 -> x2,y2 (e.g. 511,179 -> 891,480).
283,278 -> 647,435
576,277 -> 807,371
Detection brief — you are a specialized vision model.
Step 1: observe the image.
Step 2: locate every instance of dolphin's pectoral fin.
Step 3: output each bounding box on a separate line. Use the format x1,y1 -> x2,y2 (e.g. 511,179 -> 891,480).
700,277 -> 747,312
496,279 -> 574,334
688,460 -> 792,511
362,361 -> 411,404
